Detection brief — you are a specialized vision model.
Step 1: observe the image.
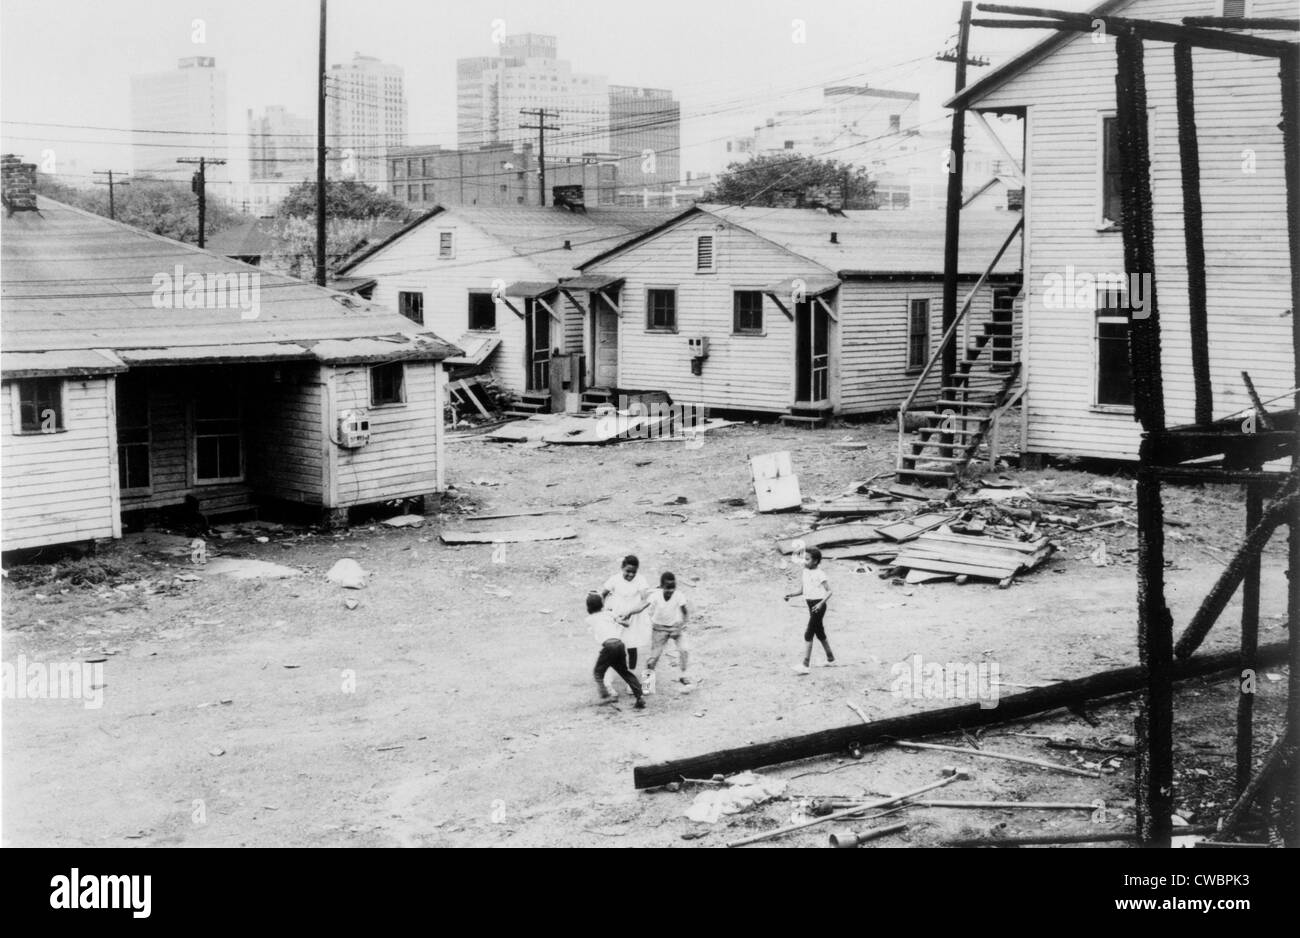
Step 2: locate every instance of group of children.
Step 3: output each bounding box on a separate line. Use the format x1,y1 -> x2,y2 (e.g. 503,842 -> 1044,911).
584,547 -> 836,707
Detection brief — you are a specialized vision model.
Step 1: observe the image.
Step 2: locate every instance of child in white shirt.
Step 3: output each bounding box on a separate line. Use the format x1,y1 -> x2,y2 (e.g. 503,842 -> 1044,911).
633,572 -> 691,690
784,547 -> 834,674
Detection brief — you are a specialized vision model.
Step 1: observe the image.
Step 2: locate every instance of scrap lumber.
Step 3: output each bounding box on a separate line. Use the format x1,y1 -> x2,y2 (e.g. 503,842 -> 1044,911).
631,640 -> 1290,789
875,513 -> 954,543
814,500 -> 901,518
464,506 -> 576,522
775,522 -> 881,554
819,545 -> 890,561
893,739 -> 1101,778
892,531 -> 1053,583
439,527 -> 577,544
827,821 -> 909,847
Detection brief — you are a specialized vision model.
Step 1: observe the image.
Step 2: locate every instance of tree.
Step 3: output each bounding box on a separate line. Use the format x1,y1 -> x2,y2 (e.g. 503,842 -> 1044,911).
34,174 -> 241,243
704,154 -> 877,210
268,216 -> 388,279
276,179 -> 412,222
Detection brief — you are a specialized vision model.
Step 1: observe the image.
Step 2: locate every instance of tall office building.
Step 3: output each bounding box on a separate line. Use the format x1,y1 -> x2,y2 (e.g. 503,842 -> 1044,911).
248,106 -> 315,181
129,56 -> 228,181
457,34 -> 610,158
327,54 -> 407,186
608,86 -> 680,187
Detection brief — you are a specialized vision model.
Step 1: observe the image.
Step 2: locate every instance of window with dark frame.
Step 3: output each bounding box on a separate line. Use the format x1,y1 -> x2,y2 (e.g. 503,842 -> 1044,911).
1102,116 -> 1123,229
16,378 -> 63,433
646,289 -> 676,331
116,375 -> 150,490
733,291 -> 764,334
193,389 -> 242,483
370,362 -> 405,406
398,291 -> 424,325
468,292 -> 497,331
906,298 -> 930,371
1096,288 -> 1134,407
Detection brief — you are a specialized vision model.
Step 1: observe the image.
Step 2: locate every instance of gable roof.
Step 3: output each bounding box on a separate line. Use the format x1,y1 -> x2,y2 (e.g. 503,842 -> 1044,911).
335,204 -> 676,279
579,204 -> 1022,277
946,0 -> 1132,111
206,215 -> 409,262
1,197 -> 460,374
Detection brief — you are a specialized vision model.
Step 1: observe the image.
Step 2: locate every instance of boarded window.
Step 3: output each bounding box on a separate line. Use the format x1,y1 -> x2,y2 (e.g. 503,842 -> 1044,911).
16,378 -> 63,433
647,289 -> 676,331
398,291 -> 424,325
733,291 -> 763,334
907,299 -> 930,371
696,235 -> 715,272
116,375 -> 150,490
370,362 -> 405,406
438,231 -> 454,258
193,390 -> 242,483
1096,289 -> 1133,407
1102,116 -> 1123,228
468,292 -> 497,330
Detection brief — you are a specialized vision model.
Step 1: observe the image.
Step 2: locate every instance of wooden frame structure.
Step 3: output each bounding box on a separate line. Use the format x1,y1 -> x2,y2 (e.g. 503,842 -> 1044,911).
967,4 -> 1299,847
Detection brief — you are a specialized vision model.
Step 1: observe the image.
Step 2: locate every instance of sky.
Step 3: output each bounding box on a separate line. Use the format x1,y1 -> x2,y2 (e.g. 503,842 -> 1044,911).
0,0 -> 1099,185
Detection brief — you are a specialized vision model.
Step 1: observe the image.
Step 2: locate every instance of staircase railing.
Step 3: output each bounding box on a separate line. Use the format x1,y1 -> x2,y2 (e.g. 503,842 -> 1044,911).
896,216 -> 1025,449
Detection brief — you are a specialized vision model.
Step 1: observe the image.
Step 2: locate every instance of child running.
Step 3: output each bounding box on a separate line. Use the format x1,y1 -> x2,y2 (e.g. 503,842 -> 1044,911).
586,593 -> 645,709
601,555 -> 652,676
630,572 -> 691,692
784,547 -> 835,674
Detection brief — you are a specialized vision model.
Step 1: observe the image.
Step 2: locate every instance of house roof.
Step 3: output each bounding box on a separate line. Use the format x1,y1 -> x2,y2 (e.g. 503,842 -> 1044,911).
945,0 -> 1132,111
205,215 -> 409,262
580,204 -> 1022,277
1,197 -> 460,376
336,204 -> 676,280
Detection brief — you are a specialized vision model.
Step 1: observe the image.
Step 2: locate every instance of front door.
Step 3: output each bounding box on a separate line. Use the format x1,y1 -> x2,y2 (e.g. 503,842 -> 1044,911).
591,290 -> 619,388
795,299 -> 830,404
525,297 -> 551,391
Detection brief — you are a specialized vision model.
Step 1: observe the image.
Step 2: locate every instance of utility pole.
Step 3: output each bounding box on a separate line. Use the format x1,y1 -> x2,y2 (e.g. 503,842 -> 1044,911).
520,108 -> 559,207
177,157 -> 225,248
92,170 -> 129,220
315,0 -> 328,286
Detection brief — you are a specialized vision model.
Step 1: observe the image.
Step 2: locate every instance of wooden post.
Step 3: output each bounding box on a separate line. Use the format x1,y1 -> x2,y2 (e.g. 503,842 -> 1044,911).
1174,42 -> 1213,426
941,1 -> 974,386
1237,479 -> 1262,795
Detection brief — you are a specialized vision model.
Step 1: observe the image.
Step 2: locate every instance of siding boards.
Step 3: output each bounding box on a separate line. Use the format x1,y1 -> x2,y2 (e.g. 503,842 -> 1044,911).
975,0 -> 1293,459
1,377 -> 118,550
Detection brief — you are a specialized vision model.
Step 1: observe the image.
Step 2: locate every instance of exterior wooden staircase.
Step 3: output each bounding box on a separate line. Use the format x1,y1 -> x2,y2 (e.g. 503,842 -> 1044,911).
504,390 -> 551,418
895,217 -> 1024,487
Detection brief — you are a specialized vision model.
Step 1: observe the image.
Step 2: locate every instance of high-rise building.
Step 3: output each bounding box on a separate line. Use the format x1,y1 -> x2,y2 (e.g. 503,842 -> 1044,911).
248,106 -> 315,181
752,85 -> 920,162
327,54 -> 407,186
129,56 -> 228,181
457,34 -> 610,158
608,86 -> 680,187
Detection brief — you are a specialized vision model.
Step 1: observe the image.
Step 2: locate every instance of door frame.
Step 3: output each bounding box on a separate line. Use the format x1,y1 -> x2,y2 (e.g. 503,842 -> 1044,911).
587,288 -> 620,389
793,296 -> 834,407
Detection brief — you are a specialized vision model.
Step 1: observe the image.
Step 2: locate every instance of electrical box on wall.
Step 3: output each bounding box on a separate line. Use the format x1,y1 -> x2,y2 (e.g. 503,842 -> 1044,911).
338,410 -> 371,448
687,336 -> 709,358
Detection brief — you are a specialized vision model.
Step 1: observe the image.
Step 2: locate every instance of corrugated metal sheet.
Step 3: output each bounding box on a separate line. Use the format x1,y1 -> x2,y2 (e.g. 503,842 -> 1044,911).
0,198 -> 460,370
0,348 -> 127,377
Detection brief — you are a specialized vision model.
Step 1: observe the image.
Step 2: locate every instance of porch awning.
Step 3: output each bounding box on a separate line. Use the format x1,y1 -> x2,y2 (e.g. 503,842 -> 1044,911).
116,343 -> 313,366
443,333 -> 501,367
760,275 -> 841,300
561,274 -> 624,292
328,276 -> 377,295
503,281 -> 560,299
1,348 -> 126,378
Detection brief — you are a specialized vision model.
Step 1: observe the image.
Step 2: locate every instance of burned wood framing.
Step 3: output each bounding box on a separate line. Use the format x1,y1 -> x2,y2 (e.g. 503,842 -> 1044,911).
630,641 -> 1290,789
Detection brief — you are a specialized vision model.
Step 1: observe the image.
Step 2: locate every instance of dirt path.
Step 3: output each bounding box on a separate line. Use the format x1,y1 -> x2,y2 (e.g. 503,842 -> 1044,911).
3,422 -> 1290,847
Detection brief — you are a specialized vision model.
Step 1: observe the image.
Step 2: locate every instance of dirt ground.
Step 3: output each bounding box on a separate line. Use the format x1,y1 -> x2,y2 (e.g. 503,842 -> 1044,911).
2,419 -> 1292,848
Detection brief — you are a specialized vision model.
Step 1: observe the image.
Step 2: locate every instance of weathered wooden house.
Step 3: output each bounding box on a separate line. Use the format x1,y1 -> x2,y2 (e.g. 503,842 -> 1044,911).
572,204 -> 1023,423
1,197 -> 459,552
333,203 -> 674,411
948,0 -> 1295,460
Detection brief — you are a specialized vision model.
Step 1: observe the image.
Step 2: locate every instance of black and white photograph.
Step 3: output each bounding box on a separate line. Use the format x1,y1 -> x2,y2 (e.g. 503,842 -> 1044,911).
0,0 -> 1296,897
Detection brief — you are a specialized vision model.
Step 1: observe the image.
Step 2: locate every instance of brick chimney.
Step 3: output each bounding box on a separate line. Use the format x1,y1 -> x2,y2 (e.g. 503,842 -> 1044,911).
2,154 -> 39,217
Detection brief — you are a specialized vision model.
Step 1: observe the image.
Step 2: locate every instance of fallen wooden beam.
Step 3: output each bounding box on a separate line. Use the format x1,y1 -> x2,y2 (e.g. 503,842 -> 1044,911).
894,739 -> 1102,778
464,506 -> 576,522
631,640 -> 1290,789
440,526 -> 577,544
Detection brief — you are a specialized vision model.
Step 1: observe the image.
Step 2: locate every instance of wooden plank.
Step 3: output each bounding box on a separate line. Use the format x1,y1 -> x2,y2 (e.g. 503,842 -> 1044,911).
891,557 -> 1017,579
439,526 -> 578,545
918,531 -> 1049,554
876,513 -> 953,542
776,522 -> 881,554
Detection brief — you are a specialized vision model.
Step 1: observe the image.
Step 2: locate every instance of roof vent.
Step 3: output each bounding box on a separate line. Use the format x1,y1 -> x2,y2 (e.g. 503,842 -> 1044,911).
563,239 -> 572,250
829,232 -> 839,244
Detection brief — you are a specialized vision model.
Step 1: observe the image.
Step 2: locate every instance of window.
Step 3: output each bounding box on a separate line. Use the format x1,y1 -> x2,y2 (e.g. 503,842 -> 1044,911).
646,289 -> 677,331
1101,116 -> 1123,229
16,378 -> 63,433
1220,0 -> 1247,18
889,114 -> 901,133
422,183 -> 435,201
468,292 -> 497,331
696,234 -> 715,272
116,376 -> 150,491
370,362 -> 405,406
733,291 -> 764,334
1096,288 -> 1134,407
398,291 -> 424,325
193,389 -> 242,483
438,230 -> 454,258
784,140 -> 795,149
906,298 -> 930,371
393,161 -> 405,179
